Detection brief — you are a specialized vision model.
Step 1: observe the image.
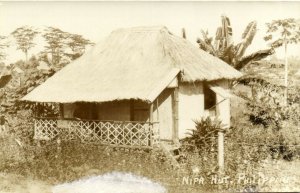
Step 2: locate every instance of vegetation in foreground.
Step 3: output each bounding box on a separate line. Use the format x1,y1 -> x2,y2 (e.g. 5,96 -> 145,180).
0,136 -> 214,193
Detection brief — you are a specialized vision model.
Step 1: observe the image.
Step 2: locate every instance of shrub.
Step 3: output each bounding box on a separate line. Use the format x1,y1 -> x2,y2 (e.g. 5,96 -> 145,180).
183,117 -> 222,152
180,118 -> 224,190
180,111 -> 297,191
4,110 -> 34,145
237,78 -> 300,159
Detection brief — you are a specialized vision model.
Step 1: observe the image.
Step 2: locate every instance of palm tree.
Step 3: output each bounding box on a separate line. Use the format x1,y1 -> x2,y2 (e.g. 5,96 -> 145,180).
197,15 -> 274,70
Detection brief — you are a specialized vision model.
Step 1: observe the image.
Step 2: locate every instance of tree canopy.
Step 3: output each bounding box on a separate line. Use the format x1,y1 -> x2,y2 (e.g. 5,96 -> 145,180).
11,26 -> 39,62
264,18 -> 300,105
42,27 -> 93,67
264,18 -> 300,48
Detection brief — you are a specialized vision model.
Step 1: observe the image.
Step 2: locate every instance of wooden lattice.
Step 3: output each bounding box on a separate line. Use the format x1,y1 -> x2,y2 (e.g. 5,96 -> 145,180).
34,118 -> 160,148
68,120 -> 158,147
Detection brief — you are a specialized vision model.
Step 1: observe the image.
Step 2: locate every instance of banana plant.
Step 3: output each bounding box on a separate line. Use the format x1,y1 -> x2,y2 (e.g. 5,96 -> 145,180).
197,15 -> 274,70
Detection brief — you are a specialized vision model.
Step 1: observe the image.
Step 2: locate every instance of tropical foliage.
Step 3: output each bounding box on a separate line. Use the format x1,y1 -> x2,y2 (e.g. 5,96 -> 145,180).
0,26 -> 93,136
42,27 -> 68,67
197,15 -> 274,70
0,58 -> 53,114
11,26 -> 39,62
264,18 -> 300,48
42,27 -> 93,67
264,18 -> 300,104
183,117 -> 222,152
65,33 -> 94,60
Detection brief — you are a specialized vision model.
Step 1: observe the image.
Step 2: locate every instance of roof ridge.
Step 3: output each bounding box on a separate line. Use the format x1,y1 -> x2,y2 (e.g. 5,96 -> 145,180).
113,26 -> 168,33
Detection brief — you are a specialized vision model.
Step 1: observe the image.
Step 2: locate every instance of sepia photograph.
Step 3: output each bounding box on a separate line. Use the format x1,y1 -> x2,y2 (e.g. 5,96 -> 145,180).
0,1 -> 299,192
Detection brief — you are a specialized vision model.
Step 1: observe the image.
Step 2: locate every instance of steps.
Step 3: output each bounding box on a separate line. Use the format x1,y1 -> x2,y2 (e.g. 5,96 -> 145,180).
159,141 -> 183,169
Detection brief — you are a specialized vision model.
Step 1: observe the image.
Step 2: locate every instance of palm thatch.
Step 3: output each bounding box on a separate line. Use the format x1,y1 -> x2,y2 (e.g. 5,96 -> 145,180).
22,26 -> 242,103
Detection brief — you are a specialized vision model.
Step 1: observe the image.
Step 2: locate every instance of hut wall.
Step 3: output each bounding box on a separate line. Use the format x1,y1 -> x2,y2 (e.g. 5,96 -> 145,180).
132,100 -> 149,122
178,82 -> 204,139
153,88 -> 173,141
97,101 -> 131,121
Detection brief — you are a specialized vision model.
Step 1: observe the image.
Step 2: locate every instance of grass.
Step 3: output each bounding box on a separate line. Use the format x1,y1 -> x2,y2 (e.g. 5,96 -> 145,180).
257,159 -> 300,192
0,138 -> 213,193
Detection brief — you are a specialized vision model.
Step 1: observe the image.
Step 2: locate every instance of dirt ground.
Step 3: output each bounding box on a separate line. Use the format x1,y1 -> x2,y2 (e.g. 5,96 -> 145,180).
0,172 -> 52,193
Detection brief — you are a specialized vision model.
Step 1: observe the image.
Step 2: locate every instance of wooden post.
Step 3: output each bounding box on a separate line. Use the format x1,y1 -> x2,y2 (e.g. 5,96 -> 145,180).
130,99 -> 134,121
218,129 -> 225,173
59,103 -> 64,119
156,98 -> 159,122
149,103 -> 153,122
172,88 -> 179,144
284,39 -> 288,106
215,92 -> 226,173
36,103 -> 42,117
149,103 -> 154,146
35,103 -> 38,117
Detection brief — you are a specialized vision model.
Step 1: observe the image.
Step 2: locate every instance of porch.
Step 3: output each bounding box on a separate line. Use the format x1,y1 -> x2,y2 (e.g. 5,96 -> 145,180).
34,117 -> 160,148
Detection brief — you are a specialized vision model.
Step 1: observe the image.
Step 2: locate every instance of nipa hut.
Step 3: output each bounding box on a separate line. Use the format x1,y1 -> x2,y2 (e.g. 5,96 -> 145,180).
22,26 -> 242,148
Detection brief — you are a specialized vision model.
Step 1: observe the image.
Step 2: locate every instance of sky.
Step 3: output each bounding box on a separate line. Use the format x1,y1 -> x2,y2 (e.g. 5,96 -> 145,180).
0,1 -> 300,64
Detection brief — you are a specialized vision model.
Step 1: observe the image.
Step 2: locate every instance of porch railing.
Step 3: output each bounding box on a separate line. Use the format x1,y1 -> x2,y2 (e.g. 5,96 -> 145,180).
34,118 -> 160,148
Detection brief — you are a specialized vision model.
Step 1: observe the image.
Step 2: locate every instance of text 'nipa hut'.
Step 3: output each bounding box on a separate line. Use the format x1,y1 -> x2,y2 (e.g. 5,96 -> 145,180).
22,26 -> 242,148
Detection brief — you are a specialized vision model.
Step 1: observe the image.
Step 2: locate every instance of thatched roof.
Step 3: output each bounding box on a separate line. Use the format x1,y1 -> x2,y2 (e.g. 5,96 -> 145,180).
22,26 -> 242,103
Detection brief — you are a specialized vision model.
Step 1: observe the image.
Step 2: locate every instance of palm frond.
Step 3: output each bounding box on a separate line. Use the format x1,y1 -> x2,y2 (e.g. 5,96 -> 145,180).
214,27 -> 223,51
242,21 -> 257,40
221,15 -> 233,45
235,48 -> 274,70
196,38 -> 216,56
235,21 -> 257,59
218,45 -> 235,65
200,29 -> 214,44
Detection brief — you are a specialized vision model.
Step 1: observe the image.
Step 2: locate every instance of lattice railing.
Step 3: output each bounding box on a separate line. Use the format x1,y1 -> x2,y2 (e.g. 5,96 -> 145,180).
68,120 -> 159,147
33,118 -> 160,148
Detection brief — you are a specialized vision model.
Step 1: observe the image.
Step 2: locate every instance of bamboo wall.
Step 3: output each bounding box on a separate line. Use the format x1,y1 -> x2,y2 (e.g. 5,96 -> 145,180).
97,101 -> 131,121
153,89 -> 173,141
177,80 -> 231,139
178,82 -> 204,139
